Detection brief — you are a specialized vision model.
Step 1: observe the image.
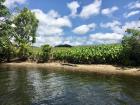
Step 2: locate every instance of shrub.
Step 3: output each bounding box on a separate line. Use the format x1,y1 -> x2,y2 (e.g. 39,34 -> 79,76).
40,44 -> 52,62
122,29 -> 140,66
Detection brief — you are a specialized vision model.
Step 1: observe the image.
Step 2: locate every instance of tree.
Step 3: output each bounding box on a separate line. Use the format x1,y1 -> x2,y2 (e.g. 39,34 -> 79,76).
122,29 -> 140,65
0,0 -> 9,17
0,0 -> 14,62
14,8 -> 38,60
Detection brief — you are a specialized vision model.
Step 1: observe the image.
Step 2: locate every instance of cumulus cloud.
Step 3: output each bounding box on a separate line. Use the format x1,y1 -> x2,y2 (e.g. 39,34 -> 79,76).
101,20 -> 140,34
67,1 -> 80,17
124,11 -> 140,18
63,36 -> 89,46
34,35 -> 89,46
123,21 -> 140,30
100,20 -> 123,34
80,0 -> 102,19
32,9 -> 72,36
4,0 -> 26,8
34,36 -> 63,46
73,23 -> 96,35
32,9 -> 72,46
34,20 -> 140,46
90,33 -> 123,44
127,0 -> 140,9
98,20 -> 140,43
101,6 -> 118,16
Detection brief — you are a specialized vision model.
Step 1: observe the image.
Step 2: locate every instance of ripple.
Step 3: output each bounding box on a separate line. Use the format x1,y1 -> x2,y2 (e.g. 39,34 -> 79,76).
0,67 -> 140,105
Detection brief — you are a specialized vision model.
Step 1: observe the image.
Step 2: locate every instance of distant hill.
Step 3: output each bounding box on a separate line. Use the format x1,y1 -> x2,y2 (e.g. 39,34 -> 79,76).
55,44 -> 72,47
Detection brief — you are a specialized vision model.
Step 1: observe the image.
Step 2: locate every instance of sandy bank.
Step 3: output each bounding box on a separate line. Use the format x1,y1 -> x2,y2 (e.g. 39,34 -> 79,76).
1,62 -> 140,76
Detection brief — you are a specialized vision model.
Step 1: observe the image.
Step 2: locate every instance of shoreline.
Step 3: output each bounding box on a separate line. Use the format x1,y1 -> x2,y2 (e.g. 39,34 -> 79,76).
1,62 -> 140,76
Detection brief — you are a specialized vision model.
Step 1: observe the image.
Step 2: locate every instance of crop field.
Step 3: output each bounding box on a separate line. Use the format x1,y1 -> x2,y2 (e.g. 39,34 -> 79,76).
52,44 -> 123,64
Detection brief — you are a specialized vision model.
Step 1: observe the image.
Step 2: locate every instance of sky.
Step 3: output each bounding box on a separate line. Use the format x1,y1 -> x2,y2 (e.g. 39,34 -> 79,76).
3,0 -> 140,46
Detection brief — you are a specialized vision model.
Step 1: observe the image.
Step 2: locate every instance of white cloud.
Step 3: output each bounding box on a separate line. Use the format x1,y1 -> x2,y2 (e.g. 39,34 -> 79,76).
67,1 -> 80,17
100,20 -> 121,28
123,21 -> 140,31
100,20 -> 123,34
128,0 -> 140,9
34,20 -> 140,46
32,9 -> 72,36
46,10 -> 60,18
34,35 -> 89,46
101,6 -> 118,16
4,0 -> 26,8
90,33 -> 123,44
101,20 -> 140,34
63,36 -> 88,46
98,20 -> 140,43
73,23 -> 96,35
80,0 -> 102,19
34,36 -> 63,46
32,9 -> 72,46
124,11 -> 140,18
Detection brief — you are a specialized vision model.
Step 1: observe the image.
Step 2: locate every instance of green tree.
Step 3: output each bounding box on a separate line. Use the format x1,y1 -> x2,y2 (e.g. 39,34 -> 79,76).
0,0 -> 14,62
14,8 -> 38,60
0,0 -> 9,17
122,29 -> 140,65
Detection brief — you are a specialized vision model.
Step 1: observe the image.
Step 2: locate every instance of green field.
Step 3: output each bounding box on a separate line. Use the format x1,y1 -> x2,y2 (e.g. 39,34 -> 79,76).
51,44 -> 123,64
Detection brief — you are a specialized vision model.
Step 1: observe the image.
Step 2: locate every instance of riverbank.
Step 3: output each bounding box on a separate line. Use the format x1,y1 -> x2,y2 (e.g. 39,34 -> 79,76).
1,62 -> 140,76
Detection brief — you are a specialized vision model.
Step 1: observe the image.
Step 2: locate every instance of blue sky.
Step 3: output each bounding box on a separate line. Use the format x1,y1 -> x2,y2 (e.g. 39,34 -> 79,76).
4,0 -> 140,46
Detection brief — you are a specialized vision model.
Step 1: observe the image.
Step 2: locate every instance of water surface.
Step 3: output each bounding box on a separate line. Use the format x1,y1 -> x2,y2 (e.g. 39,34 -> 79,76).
0,66 -> 140,105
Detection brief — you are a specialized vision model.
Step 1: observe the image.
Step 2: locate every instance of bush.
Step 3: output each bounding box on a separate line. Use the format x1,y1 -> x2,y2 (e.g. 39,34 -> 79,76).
121,29 -> 140,66
39,44 -> 52,62
17,43 -> 31,61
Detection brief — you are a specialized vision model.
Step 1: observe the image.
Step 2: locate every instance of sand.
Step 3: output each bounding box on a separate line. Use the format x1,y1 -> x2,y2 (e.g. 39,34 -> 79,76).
1,62 -> 140,76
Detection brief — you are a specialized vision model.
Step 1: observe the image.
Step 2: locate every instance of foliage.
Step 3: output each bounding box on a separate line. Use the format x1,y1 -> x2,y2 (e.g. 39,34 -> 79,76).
0,0 -> 15,62
17,43 -> 32,60
52,44 -> 123,64
13,8 -> 38,60
29,45 -> 52,62
40,44 -> 52,62
0,0 -> 10,17
14,8 -> 38,44
122,29 -> 140,65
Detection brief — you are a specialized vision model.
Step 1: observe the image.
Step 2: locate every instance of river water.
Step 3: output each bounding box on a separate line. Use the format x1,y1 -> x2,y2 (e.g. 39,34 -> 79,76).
0,66 -> 140,105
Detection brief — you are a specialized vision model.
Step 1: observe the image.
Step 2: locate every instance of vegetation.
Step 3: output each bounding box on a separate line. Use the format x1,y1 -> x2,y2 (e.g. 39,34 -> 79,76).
122,29 -> 140,65
39,44 -> 52,62
0,0 -> 140,66
14,8 -> 38,60
52,44 -> 123,64
0,0 -> 14,62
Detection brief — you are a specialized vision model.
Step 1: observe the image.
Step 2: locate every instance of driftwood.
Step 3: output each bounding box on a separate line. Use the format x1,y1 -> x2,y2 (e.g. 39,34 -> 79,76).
61,63 -> 77,67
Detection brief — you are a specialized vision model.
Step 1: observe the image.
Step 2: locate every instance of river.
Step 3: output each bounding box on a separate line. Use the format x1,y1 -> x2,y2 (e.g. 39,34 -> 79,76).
0,66 -> 140,105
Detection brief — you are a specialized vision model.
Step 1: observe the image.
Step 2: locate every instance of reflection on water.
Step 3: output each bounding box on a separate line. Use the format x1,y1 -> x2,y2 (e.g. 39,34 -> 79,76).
0,66 -> 140,105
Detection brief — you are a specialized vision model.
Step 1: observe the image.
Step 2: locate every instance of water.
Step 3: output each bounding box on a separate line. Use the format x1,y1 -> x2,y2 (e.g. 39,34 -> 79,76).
0,66 -> 140,105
